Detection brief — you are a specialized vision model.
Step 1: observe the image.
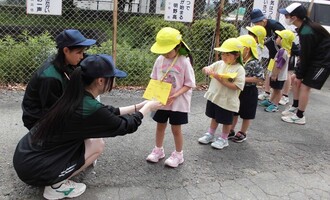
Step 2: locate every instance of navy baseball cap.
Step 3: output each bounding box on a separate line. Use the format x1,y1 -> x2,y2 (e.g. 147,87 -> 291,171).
279,3 -> 307,18
250,9 -> 266,23
80,54 -> 127,78
56,29 -> 96,48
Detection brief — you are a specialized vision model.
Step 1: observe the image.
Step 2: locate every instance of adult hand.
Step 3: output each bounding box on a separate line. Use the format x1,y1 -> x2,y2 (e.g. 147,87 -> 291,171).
144,100 -> 163,112
136,100 -> 148,110
290,73 -> 296,81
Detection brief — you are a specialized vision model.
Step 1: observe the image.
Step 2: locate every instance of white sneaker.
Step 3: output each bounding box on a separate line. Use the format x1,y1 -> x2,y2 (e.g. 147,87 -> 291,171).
281,114 -> 306,125
279,96 -> 289,105
211,137 -> 229,149
198,132 -> 215,144
43,180 -> 86,200
281,106 -> 297,116
258,92 -> 270,100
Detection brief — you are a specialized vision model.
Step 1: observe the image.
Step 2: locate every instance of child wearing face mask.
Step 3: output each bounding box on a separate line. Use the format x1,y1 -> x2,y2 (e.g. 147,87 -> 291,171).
263,30 -> 295,113
229,35 -> 264,143
198,38 -> 245,150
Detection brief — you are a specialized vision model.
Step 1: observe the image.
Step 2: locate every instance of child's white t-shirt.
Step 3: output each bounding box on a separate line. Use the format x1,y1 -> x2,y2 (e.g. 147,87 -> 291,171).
204,60 -> 245,112
151,55 -> 196,112
270,48 -> 289,81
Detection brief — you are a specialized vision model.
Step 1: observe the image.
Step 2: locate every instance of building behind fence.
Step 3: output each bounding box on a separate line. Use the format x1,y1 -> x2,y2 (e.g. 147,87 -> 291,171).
0,0 -> 315,87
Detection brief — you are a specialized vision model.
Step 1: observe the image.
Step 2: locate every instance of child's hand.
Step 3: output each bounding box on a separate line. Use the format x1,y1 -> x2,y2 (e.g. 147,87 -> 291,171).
166,95 -> 177,106
270,74 -> 277,81
212,73 -> 223,82
202,67 -> 212,75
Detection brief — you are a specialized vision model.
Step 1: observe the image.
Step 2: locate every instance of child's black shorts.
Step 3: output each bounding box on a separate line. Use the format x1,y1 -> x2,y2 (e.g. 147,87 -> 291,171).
270,78 -> 285,90
153,110 -> 188,125
205,100 -> 234,125
234,85 -> 258,119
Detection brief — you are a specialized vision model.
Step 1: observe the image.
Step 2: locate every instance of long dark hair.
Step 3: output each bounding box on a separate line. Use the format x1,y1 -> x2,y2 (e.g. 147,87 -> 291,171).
31,67 -> 115,143
31,68 -> 85,143
298,16 -> 330,38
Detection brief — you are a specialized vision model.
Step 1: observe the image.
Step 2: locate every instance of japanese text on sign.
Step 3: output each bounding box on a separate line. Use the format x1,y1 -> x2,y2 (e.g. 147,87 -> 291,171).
26,0 -> 62,16
253,0 -> 279,20
164,0 -> 195,22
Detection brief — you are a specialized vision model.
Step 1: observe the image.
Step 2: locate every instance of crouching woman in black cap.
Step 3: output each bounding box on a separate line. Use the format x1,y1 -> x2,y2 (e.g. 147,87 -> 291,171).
13,54 -> 162,200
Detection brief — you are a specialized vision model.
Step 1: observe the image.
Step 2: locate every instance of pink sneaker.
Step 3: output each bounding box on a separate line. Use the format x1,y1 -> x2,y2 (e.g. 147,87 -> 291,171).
164,151 -> 184,168
146,147 -> 165,163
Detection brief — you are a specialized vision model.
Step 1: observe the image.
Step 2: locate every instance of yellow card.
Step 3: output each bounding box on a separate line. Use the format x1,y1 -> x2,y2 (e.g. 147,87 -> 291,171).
143,79 -> 172,105
267,59 -> 275,71
210,72 -> 237,79
218,72 -> 237,79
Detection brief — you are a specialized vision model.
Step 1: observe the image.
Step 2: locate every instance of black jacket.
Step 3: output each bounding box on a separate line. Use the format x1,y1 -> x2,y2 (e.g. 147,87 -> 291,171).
296,23 -> 330,79
21,58 -> 74,130
264,19 -> 285,59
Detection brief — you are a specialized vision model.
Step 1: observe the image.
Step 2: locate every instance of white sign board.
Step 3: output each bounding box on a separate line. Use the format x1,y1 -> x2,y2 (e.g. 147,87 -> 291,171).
253,0 -> 279,20
26,0 -> 62,15
164,0 -> 195,22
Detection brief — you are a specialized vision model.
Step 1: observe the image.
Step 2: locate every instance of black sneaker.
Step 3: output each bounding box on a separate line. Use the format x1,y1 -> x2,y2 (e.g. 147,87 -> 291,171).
232,131 -> 247,143
228,129 -> 236,140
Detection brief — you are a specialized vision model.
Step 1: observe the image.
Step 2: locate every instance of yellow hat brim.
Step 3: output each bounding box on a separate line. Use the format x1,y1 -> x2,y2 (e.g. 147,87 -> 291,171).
150,42 -> 177,54
151,40 -> 189,54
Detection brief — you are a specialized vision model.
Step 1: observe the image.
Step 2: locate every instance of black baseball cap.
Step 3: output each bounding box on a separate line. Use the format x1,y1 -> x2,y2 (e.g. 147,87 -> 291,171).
80,54 -> 127,78
56,29 -> 96,48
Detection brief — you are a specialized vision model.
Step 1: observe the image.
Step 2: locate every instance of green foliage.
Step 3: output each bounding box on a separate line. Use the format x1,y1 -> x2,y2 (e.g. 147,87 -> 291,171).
191,18 -> 238,83
88,40 -> 157,86
0,31 -> 55,83
0,12 -> 238,86
0,9 -> 109,32
126,16 -> 189,49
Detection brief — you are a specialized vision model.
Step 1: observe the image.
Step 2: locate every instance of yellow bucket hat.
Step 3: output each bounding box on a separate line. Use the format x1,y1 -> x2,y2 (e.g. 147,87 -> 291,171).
246,25 -> 266,48
214,38 -> 244,65
150,27 -> 190,54
214,38 -> 244,52
237,35 -> 259,60
275,30 -> 295,53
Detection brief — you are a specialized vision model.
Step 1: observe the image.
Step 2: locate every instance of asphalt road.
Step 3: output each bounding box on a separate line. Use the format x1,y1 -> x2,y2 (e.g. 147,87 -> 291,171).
1,79 -> 330,200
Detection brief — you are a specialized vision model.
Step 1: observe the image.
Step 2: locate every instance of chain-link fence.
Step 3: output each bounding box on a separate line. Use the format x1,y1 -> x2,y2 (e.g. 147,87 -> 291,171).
0,0 -> 313,87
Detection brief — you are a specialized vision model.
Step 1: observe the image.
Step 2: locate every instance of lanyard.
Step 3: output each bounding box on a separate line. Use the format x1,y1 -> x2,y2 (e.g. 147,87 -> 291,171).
160,55 -> 179,82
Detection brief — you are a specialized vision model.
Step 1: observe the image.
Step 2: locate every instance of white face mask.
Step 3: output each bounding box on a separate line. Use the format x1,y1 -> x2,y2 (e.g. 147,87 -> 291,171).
285,17 -> 295,25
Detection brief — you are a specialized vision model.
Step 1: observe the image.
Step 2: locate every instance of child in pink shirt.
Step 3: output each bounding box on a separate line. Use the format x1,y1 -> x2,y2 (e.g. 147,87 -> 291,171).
146,27 -> 196,168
